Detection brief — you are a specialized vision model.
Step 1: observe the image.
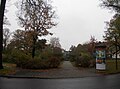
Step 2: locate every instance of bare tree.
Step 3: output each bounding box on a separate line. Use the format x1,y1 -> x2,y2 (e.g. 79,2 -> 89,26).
50,37 -> 61,48
17,0 -> 57,58
3,28 -> 11,50
88,36 -> 97,55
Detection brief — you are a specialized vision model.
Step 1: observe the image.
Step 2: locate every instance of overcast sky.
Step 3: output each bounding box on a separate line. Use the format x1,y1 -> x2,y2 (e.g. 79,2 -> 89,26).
6,0 -> 114,50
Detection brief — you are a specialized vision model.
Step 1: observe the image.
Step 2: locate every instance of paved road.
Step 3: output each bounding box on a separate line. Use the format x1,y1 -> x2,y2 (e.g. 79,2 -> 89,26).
0,74 -> 120,89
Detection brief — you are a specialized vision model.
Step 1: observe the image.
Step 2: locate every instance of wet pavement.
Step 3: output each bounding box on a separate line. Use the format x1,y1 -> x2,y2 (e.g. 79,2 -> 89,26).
1,61 -> 120,89
10,61 -> 100,78
0,74 -> 120,89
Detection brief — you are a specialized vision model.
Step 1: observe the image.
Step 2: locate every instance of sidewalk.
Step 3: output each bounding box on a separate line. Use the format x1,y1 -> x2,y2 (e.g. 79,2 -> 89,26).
6,61 -> 101,78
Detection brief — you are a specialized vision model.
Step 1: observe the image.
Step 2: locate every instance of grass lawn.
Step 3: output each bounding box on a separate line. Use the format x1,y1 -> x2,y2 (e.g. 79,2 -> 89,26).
71,59 -> 120,74
0,63 -> 16,75
105,60 -> 120,74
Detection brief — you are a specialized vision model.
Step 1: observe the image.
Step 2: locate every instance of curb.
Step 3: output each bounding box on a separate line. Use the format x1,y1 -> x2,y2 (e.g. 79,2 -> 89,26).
0,74 -> 106,79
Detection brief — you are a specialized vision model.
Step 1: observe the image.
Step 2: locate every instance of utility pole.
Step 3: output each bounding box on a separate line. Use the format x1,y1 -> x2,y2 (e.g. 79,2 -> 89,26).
0,0 -> 6,69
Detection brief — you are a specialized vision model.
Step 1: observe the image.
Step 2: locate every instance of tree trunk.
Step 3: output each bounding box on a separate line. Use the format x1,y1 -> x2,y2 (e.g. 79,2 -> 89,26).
115,36 -> 118,70
0,0 -> 6,69
32,35 -> 37,58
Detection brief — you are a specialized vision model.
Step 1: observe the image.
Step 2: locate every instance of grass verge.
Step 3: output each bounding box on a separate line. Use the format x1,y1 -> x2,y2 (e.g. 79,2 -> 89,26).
0,63 -> 16,75
105,60 -> 120,74
71,60 -> 120,74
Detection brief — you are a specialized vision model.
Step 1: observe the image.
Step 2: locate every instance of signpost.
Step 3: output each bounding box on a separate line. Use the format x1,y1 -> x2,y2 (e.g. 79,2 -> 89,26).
95,42 -> 106,70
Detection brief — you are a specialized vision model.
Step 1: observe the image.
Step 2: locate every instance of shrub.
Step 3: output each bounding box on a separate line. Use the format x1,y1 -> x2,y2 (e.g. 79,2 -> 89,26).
75,53 -> 94,68
3,46 -> 62,69
16,57 -> 47,69
17,57 -> 61,69
40,46 -> 53,60
47,56 -> 61,68
14,52 -> 61,69
2,54 -> 12,63
2,49 -> 28,63
69,54 -> 76,62
15,53 -> 30,68
52,47 -> 63,57
23,58 -> 46,69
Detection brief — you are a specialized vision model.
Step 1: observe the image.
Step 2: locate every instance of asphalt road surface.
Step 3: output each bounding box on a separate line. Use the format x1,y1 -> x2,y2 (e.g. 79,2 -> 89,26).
0,74 -> 120,89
